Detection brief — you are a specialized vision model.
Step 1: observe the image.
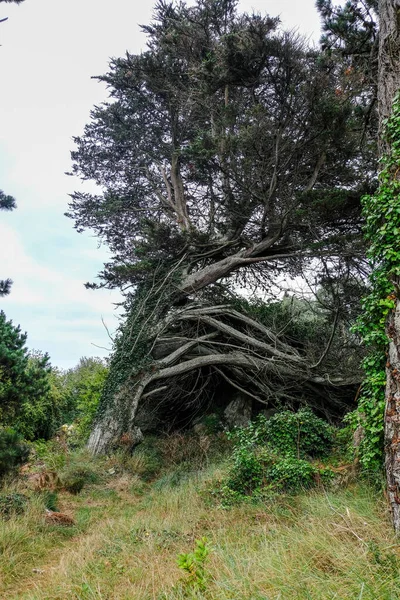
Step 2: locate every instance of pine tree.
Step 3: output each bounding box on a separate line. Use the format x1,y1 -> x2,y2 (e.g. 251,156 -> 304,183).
0,311 -> 52,433
0,191 -> 16,296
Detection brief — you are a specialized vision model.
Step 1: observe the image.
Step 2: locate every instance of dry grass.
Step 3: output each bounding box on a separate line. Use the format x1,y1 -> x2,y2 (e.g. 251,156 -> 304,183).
0,455 -> 399,600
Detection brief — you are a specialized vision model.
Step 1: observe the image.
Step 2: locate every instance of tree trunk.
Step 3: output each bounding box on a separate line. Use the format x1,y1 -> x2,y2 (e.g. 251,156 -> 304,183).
385,284 -> 400,532
378,0 -> 400,148
379,0 -> 400,532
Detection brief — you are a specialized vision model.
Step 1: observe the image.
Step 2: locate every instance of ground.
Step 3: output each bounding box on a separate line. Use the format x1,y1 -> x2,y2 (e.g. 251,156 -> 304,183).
0,446 -> 399,600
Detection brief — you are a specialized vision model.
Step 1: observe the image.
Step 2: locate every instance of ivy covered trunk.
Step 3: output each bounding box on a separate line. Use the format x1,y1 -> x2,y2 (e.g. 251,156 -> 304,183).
385,285 -> 400,531
379,0 -> 400,532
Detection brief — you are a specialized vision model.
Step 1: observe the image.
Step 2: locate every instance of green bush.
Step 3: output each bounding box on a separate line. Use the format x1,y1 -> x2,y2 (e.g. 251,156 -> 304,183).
0,428 -> 30,478
258,408 -> 335,459
267,458 -> 317,491
0,492 -> 28,517
219,409 -> 336,501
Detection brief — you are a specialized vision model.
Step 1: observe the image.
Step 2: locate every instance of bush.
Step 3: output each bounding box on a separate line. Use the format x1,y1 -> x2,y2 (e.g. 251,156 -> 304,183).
257,408 -> 335,459
267,458 -> 317,491
0,428 -> 30,478
219,409 -> 337,501
0,492 -> 28,517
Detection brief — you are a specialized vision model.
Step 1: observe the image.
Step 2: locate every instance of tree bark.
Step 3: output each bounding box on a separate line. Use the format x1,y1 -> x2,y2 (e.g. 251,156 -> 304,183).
379,0 -> 400,532
385,288 -> 400,532
378,0 -> 400,149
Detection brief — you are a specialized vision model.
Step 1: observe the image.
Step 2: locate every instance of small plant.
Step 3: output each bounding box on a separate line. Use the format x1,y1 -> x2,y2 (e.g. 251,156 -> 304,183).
42,491 -> 59,511
177,537 -> 211,592
0,492 -> 28,517
0,427 -> 30,479
60,465 -> 98,494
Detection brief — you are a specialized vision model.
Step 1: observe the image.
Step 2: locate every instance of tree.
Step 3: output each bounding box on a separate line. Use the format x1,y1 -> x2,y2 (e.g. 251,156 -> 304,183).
331,0 -> 400,531
377,0 -> 400,533
68,0 -> 377,452
1,0 -> 25,291
0,190 -> 16,296
0,312 -> 54,437
63,357 -> 108,440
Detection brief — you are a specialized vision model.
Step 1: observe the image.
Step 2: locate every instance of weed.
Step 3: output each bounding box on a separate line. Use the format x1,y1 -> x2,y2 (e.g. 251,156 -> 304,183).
177,537 -> 211,592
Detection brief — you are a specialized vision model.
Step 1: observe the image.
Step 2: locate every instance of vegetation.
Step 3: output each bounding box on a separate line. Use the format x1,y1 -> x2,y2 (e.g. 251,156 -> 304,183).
0,428 -> 29,478
0,434 -> 396,600
0,191 -> 16,296
67,0 -> 377,452
4,0 -> 400,593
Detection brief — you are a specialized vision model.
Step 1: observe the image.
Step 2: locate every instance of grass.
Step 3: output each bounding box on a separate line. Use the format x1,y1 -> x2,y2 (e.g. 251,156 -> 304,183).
0,445 -> 399,599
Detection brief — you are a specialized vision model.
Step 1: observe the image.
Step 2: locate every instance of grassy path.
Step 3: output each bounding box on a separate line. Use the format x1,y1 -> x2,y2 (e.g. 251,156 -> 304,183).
1,468 -> 400,599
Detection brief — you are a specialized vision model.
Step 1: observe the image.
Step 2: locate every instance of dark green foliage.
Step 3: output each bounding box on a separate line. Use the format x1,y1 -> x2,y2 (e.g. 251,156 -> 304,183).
219,409 -> 336,501
0,311 -> 105,442
0,279 -> 12,297
0,427 -> 29,478
41,491 -> 59,512
0,190 -> 16,210
0,314 -> 53,436
0,191 -> 16,296
68,0 -> 373,293
267,458 -> 317,491
259,409 -> 335,459
15,352 -> 62,441
0,492 -> 27,518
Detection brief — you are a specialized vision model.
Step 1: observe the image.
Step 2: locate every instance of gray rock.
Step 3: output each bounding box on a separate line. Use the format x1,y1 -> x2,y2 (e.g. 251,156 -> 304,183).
224,394 -> 252,428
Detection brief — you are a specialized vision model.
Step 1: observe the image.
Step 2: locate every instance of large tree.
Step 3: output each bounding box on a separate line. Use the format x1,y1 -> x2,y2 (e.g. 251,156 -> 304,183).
377,0 -> 400,533
68,0 -> 377,452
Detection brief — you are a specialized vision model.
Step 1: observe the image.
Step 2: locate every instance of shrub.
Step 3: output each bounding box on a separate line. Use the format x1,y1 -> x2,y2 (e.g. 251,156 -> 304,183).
0,492 -> 28,517
258,408 -> 335,459
219,409 -> 337,501
0,428 -> 30,478
60,465 -> 99,494
267,457 -> 317,491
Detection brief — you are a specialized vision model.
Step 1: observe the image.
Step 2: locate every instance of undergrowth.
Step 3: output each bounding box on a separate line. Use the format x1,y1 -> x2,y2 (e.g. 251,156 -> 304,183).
0,417 -> 397,599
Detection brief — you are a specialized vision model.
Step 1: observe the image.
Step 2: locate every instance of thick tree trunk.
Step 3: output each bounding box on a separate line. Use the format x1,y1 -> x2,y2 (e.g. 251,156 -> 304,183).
379,0 -> 400,532
378,0 -> 400,148
385,290 -> 400,532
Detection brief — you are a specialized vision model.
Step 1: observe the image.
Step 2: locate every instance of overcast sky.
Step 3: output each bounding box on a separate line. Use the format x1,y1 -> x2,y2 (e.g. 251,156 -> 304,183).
0,0 -> 323,369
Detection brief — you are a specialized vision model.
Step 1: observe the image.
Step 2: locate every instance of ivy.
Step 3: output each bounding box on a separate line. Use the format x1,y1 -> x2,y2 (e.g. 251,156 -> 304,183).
352,92 -> 400,472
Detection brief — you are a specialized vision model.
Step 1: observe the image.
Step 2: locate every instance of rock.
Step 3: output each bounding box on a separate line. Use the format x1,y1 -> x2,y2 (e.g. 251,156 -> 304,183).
224,394 -> 252,428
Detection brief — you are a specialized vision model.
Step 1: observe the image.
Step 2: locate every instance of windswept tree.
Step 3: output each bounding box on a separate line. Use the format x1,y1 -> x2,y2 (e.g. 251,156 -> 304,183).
68,0 -> 377,452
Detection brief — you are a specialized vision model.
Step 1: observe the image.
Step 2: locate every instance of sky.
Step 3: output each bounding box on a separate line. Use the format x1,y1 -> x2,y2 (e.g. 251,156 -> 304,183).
0,0 -> 323,369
